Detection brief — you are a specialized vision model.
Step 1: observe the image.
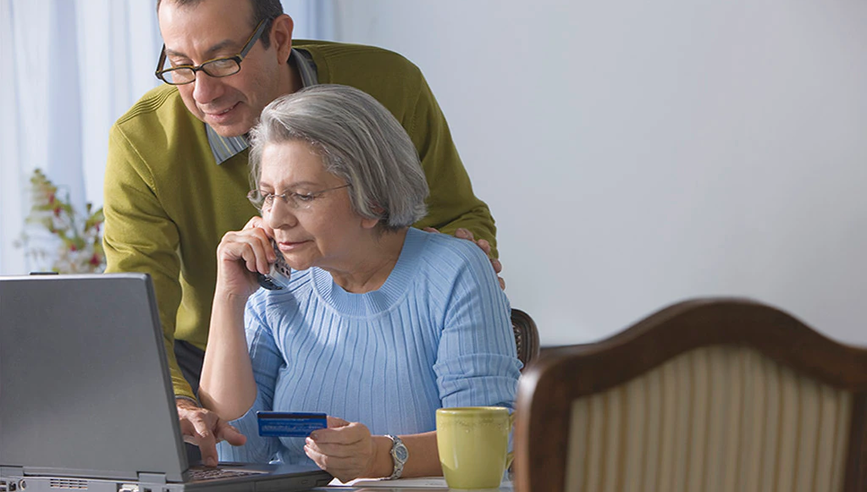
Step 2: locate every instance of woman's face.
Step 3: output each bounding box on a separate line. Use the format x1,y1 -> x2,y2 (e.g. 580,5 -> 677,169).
259,140 -> 373,272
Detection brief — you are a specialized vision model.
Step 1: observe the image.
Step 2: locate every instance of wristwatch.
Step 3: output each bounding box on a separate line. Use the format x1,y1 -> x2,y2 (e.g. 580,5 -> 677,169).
385,434 -> 408,480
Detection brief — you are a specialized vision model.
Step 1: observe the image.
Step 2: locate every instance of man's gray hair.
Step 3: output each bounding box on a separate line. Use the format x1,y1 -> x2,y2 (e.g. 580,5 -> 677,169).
249,84 -> 429,230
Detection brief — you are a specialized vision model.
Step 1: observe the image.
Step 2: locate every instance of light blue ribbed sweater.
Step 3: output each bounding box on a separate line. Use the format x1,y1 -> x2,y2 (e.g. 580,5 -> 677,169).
217,228 -> 521,464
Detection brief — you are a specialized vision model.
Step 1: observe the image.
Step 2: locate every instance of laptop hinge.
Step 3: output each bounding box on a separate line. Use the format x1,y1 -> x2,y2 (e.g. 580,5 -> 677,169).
0,467 -> 24,476
138,473 -> 167,484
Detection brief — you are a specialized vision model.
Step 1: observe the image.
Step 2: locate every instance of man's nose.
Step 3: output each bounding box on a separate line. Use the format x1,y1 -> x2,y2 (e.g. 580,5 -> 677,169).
192,71 -> 225,105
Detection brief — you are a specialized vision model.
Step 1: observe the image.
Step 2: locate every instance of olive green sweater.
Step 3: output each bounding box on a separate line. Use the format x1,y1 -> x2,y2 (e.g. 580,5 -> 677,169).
103,41 -> 496,399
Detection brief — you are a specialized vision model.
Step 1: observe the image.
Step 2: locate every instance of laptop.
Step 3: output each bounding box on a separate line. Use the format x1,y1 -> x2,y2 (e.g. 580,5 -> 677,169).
0,273 -> 332,492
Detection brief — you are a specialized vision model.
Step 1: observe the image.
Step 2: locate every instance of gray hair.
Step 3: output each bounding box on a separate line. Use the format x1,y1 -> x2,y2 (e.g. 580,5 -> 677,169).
249,84 -> 429,230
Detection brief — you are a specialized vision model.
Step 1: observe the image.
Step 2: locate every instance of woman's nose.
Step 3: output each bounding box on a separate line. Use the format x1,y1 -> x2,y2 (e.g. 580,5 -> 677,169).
265,201 -> 298,229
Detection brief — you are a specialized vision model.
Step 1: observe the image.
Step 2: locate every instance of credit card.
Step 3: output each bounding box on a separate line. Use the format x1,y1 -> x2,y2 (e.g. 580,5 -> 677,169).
256,411 -> 327,437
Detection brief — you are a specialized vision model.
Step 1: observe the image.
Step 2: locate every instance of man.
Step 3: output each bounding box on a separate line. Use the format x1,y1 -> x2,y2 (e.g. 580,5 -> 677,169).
103,0 -> 502,466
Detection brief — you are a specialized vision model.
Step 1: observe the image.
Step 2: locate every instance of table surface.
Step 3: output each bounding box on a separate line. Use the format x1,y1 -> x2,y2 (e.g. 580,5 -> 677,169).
314,476 -> 513,491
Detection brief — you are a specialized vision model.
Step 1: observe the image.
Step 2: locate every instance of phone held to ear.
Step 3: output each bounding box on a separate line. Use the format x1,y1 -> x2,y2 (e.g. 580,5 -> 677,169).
256,239 -> 291,290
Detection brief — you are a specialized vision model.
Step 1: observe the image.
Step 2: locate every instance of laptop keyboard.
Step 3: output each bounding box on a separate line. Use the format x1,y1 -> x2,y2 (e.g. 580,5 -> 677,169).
188,467 -> 266,481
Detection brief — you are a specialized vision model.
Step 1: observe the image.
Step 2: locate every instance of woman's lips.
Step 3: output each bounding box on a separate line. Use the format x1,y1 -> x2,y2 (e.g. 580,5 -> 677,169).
278,240 -> 310,252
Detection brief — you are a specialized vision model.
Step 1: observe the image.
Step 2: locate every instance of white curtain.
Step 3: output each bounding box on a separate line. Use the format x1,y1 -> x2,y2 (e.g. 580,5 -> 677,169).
0,0 -> 334,274
0,0 -> 161,274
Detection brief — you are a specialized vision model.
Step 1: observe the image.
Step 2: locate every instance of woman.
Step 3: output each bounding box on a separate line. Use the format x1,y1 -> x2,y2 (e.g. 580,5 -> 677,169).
200,84 -> 520,482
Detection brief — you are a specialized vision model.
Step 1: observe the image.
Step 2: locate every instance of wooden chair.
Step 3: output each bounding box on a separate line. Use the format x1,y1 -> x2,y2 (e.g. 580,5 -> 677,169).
512,308 -> 540,370
513,298 -> 867,492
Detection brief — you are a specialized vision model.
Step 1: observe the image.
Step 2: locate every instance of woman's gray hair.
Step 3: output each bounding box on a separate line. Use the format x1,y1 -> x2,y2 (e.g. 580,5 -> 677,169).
248,84 -> 429,230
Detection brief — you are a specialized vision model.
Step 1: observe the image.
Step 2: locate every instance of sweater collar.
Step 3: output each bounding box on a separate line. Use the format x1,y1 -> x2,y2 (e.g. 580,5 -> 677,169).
310,229 -> 427,316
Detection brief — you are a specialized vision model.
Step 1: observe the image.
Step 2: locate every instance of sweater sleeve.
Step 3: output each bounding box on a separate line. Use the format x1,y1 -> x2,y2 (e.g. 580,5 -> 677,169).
218,297 -> 283,463
433,242 -> 521,409
103,123 -> 193,399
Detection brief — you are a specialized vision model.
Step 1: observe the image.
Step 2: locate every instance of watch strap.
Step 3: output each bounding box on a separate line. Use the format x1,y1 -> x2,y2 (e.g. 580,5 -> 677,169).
385,434 -> 408,480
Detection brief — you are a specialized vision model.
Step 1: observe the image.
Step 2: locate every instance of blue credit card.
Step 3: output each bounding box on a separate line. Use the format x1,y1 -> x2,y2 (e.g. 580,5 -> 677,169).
256,411 -> 327,437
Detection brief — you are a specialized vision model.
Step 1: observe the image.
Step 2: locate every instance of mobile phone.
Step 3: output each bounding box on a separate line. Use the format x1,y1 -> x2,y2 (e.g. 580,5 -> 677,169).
256,239 -> 291,290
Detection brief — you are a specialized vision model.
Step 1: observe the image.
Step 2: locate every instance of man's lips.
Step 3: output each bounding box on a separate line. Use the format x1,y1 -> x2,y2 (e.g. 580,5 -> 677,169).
202,102 -> 240,117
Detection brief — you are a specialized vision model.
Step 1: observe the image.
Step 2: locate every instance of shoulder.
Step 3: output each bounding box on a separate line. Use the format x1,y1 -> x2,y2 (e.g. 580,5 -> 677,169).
410,229 -> 496,286
295,40 -> 422,79
296,41 -> 427,122
107,85 -> 209,174
109,85 -> 204,152
113,85 -> 190,130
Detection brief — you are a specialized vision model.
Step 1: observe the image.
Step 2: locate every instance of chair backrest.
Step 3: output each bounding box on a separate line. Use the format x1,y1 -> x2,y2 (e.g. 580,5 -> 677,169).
512,308 -> 540,370
513,298 -> 867,492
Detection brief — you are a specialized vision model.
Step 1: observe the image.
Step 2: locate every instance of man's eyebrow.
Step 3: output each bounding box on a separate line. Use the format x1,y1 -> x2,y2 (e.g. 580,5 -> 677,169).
164,39 -> 239,60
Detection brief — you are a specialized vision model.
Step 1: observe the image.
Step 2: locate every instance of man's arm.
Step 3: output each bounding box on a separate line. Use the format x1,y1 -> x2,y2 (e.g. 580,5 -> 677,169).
103,124 -> 194,400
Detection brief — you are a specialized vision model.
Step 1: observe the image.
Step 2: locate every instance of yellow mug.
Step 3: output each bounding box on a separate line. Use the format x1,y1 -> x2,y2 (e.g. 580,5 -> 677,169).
436,406 -> 515,489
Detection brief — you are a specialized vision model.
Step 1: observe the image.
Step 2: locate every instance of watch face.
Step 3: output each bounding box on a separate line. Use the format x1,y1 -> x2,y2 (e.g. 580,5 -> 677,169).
395,443 -> 409,462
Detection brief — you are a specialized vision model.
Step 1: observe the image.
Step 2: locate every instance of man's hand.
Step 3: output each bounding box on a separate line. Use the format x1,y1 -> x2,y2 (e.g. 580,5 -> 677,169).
424,227 -> 505,290
176,398 -> 247,466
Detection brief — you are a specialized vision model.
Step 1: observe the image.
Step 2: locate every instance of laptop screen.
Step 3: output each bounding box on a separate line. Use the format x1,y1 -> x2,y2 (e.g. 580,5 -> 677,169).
0,274 -> 187,482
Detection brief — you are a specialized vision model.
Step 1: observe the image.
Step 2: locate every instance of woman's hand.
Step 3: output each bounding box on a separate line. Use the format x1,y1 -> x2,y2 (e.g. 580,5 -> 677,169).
201,216 -> 272,419
215,217 -> 276,299
304,416 -> 383,483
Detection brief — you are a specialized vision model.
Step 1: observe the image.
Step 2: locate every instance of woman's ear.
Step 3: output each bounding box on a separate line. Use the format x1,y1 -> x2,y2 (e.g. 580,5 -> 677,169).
361,216 -> 381,230
361,204 -> 386,230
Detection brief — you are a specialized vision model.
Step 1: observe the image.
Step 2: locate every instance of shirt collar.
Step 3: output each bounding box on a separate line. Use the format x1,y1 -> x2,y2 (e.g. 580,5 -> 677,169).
207,48 -> 319,165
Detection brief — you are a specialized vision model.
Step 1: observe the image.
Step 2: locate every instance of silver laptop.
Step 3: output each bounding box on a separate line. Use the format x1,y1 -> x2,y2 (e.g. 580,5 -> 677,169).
0,273 -> 332,492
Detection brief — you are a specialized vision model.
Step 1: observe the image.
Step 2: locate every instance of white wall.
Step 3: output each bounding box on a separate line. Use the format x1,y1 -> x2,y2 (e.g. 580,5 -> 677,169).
324,0 -> 867,346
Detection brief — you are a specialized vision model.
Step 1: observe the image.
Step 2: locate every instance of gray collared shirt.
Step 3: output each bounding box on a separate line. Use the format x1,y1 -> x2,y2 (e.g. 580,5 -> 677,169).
206,48 -> 318,165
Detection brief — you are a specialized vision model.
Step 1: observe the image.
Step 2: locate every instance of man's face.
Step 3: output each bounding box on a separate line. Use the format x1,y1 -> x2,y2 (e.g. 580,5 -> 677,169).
157,0 -> 290,137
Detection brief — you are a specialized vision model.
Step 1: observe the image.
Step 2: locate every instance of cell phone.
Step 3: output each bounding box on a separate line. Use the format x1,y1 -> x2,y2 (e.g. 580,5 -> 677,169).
256,239 -> 291,290
256,411 -> 327,437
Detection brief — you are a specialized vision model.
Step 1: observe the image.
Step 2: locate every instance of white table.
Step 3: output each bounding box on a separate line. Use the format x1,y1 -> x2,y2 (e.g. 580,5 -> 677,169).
315,476 -> 513,491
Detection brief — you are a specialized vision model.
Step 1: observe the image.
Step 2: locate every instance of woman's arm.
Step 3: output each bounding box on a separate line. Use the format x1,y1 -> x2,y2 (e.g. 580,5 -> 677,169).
199,287 -> 256,420
199,220 -> 277,420
304,417 -> 440,483
435,242 -> 521,410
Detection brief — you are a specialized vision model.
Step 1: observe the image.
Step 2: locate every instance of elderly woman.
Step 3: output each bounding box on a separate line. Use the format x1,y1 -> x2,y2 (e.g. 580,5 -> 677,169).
199,84 -> 520,482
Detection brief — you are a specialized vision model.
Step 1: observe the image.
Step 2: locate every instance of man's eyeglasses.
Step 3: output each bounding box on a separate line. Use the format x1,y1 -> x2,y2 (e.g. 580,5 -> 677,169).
154,19 -> 268,85
247,184 -> 352,212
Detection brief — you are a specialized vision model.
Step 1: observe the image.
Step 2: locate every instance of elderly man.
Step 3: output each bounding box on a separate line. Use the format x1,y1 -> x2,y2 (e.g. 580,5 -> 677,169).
103,0 -> 501,466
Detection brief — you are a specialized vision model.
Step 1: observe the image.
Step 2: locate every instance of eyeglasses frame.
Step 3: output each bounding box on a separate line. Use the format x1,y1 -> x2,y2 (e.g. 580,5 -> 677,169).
248,184 -> 352,212
154,19 -> 269,85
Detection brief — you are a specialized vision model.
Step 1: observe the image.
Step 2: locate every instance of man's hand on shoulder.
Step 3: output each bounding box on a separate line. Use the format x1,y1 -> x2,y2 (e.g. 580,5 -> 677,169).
424,227 -> 506,290
176,397 -> 247,466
